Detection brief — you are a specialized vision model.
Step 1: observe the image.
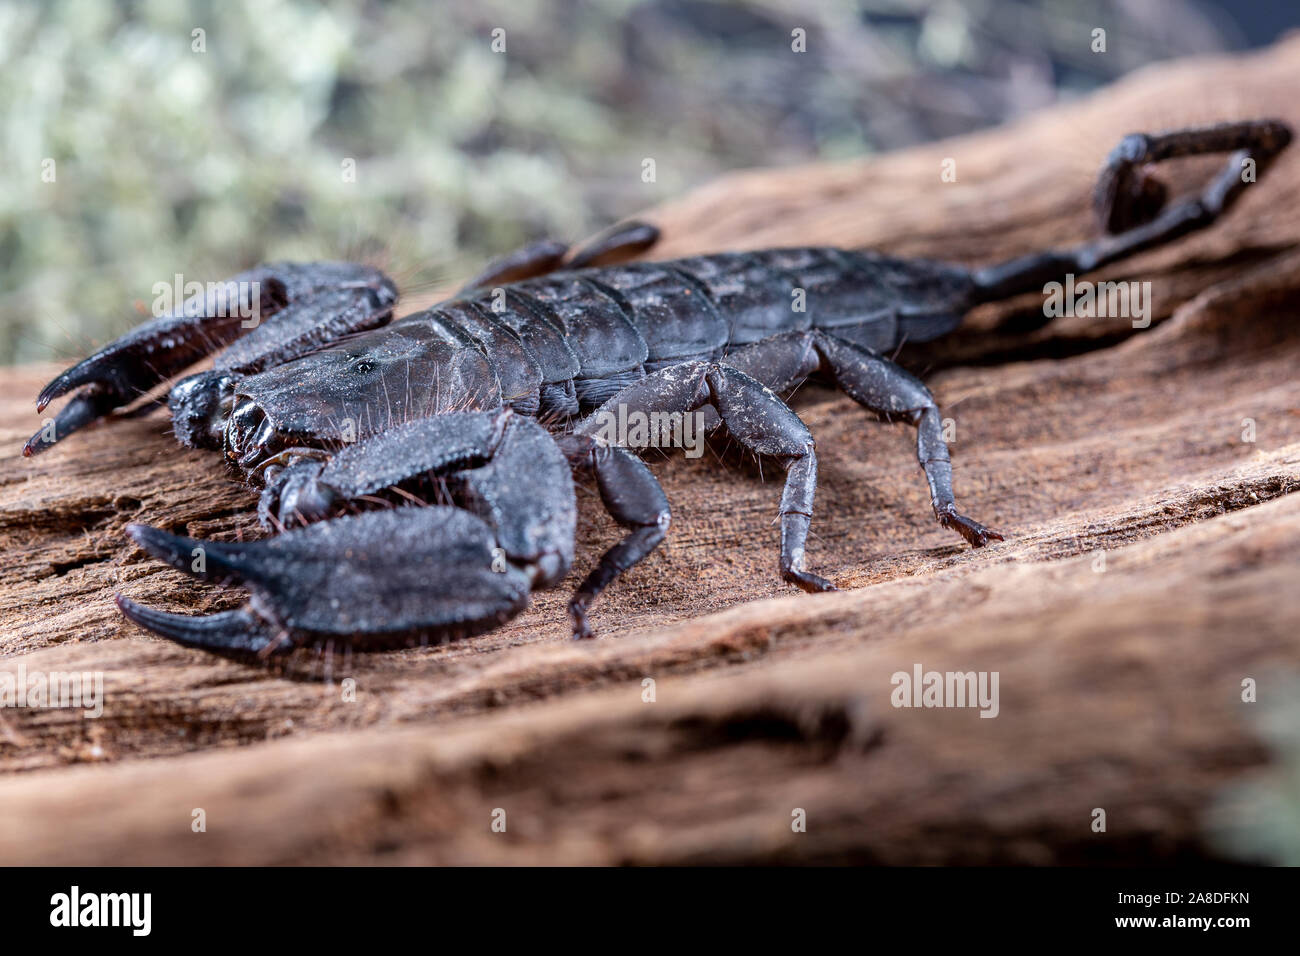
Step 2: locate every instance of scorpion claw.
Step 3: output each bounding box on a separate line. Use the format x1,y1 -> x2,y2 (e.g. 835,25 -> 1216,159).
24,389 -> 125,456
29,262 -> 397,455
115,594 -> 282,656
121,508 -> 533,654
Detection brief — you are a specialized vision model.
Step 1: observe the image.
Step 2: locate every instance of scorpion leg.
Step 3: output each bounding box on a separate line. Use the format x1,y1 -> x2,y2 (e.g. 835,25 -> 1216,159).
723,330 -> 1002,549
813,334 -> 1002,548
576,361 -> 835,593
459,220 -> 660,293
458,238 -> 571,292
566,220 -> 660,269
974,119 -> 1292,301
557,433 -> 671,639
28,262 -> 397,455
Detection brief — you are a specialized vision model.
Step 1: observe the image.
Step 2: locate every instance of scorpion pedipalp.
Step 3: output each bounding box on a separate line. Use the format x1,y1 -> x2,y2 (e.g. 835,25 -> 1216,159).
115,597 -> 279,656
120,507 -> 534,655
26,262 -> 397,456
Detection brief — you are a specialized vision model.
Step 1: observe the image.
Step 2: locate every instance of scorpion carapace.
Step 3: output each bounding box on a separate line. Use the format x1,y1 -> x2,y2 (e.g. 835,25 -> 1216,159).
27,120 -> 1293,658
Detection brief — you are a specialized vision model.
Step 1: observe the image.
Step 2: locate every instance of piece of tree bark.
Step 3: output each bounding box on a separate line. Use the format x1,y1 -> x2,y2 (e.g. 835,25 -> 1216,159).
2,37 -> 1299,864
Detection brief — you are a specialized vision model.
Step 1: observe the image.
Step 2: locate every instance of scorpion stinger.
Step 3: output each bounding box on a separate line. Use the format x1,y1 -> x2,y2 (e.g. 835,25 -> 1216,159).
971,119 -> 1293,302
26,261 -> 398,455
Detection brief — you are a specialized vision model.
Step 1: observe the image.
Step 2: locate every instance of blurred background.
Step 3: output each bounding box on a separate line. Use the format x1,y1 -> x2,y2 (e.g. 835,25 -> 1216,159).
2,0 -> 1297,365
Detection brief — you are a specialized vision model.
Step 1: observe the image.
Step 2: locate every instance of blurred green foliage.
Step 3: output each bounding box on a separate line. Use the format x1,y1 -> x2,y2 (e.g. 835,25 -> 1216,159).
1,0 -> 1239,364
1208,681 -> 1300,865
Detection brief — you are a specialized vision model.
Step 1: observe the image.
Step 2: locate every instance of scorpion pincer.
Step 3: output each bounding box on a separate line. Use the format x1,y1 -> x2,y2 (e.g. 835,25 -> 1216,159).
25,121 -> 1292,658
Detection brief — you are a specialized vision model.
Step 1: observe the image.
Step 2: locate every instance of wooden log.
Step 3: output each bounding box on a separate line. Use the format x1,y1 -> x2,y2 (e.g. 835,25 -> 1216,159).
1,36 -> 1299,864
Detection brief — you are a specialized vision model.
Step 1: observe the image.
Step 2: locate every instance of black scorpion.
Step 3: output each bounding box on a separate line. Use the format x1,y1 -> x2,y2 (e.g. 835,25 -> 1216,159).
25,121 -> 1292,657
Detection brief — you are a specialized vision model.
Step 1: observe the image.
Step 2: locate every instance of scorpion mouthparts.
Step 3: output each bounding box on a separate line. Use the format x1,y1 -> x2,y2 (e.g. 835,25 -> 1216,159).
226,397 -> 285,466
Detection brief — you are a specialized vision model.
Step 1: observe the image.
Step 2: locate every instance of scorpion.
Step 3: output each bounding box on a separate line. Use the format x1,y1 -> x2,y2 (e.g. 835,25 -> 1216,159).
24,120 -> 1292,658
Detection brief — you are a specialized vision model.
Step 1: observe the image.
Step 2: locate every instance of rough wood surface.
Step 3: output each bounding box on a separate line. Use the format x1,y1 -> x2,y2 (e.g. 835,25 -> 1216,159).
2,38 -> 1299,864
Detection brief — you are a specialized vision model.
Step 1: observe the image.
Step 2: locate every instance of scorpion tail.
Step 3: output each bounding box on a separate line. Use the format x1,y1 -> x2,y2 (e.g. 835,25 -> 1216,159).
972,119 -> 1292,303
119,507 -> 533,656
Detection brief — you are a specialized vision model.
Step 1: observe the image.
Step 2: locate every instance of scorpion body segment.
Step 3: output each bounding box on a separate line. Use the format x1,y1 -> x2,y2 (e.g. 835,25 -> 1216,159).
305,247 -> 975,430
27,120 -> 1293,658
